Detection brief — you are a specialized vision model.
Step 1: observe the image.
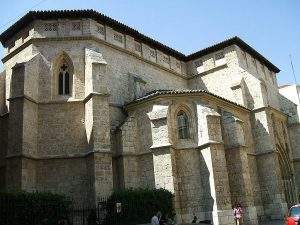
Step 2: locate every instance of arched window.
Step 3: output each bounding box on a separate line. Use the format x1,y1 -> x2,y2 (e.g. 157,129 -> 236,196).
177,111 -> 190,139
58,63 -> 70,95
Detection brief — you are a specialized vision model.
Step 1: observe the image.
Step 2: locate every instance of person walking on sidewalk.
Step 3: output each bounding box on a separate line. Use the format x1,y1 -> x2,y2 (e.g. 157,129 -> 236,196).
233,203 -> 244,225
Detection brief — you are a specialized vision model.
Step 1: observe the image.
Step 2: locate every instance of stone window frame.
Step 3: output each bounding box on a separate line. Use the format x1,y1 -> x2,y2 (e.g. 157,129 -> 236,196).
52,52 -> 74,99
44,22 -> 58,32
162,54 -> 170,64
172,104 -> 196,141
96,24 -> 105,35
58,64 -> 71,95
215,51 -> 225,61
134,41 -> 142,52
175,60 -> 181,69
71,21 -> 82,31
242,50 -> 248,68
194,59 -> 203,68
113,32 -> 124,43
214,50 -> 226,67
149,48 -> 156,58
177,110 -> 190,139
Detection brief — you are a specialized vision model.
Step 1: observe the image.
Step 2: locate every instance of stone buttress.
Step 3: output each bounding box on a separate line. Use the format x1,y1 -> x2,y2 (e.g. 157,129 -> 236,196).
84,48 -> 113,204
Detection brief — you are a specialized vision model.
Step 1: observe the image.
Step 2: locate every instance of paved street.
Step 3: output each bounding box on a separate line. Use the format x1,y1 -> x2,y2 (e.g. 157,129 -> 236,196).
261,220 -> 284,225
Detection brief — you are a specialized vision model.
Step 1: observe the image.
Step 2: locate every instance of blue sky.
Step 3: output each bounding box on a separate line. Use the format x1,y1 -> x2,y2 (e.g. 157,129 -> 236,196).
0,0 -> 299,85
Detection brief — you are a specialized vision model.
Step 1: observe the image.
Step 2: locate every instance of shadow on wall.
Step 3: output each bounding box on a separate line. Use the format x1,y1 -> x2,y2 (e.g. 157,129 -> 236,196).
250,114 -> 296,218
244,82 -> 255,110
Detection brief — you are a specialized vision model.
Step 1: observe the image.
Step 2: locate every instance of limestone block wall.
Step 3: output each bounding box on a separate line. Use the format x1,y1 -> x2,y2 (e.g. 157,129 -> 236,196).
0,71 -> 6,114
37,102 -> 87,156
3,45 -> 35,109
279,88 -> 300,197
188,46 -> 239,104
175,148 -> 213,221
235,46 -> 279,109
188,45 -> 280,111
30,39 -> 188,132
0,114 -> 8,190
36,157 -> 90,203
116,106 -> 155,189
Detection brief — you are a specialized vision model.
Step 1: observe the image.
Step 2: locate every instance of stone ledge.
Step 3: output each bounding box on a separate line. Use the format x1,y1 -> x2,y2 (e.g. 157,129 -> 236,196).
150,143 -> 172,150
5,150 -> 113,160
196,141 -> 224,150
189,63 -> 228,79
2,36 -> 190,79
83,92 -> 110,103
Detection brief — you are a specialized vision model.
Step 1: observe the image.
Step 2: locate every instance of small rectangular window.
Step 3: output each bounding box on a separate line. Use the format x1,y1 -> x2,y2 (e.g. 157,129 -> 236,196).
44,23 -> 58,32
162,55 -> 170,64
134,42 -> 142,52
149,49 -> 156,58
97,25 -> 105,35
251,56 -> 256,68
65,72 -> 70,94
194,59 -> 203,67
261,64 -> 265,74
114,33 -> 123,43
242,51 -> 248,67
215,51 -> 225,60
72,22 -> 81,31
59,73 -> 64,95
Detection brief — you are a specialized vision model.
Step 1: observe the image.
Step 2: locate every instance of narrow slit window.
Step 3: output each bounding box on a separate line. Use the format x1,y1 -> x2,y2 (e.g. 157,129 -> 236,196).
58,64 -> 71,95
177,111 -> 190,139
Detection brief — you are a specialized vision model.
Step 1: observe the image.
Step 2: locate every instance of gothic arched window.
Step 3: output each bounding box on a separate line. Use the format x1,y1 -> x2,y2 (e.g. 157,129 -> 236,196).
58,63 -> 71,95
177,111 -> 190,139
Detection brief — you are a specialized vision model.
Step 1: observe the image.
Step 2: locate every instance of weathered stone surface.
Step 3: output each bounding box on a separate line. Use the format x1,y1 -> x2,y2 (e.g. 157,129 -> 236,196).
0,12 -> 298,225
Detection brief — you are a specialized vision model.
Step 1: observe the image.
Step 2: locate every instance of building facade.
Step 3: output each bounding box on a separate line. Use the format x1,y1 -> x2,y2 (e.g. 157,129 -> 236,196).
0,10 -> 299,225
279,85 -> 300,194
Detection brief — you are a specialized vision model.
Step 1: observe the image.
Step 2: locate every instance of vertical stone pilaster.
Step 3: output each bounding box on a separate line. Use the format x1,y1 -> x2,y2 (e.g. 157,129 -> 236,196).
85,48 -> 113,204
197,104 -> 234,225
6,60 -> 39,192
119,115 -> 140,188
146,104 -> 184,222
221,111 -> 258,225
251,110 -> 287,219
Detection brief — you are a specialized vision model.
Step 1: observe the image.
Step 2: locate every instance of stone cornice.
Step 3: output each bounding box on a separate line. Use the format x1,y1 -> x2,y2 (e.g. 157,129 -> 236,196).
125,91 -> 250,114
83,92 -> 110,103
195,141 -> 224,150
247,149 -> 276,156
113,151 -> 152,158
8,94 -> 37,103
293,158 -> 300,163
188,63 -> 228,79
0,112 -> 9,117
8,94 -> 85,105
2,36 -> 190,79
6,150 -> 113,160
252,106 -> 288,119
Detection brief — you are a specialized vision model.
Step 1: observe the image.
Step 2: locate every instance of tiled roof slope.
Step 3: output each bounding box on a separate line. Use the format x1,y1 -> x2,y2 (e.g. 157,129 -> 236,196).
126,89 -> 250,110
0,10 -> 279,72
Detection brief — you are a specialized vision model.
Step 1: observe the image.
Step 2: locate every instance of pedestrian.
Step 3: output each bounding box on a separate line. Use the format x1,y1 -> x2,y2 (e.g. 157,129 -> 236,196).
233,203 -> 243,225
192,215 -> 198,223
151,211 -> 162,225
165,214 -> 175,225
87,209 -> 99,225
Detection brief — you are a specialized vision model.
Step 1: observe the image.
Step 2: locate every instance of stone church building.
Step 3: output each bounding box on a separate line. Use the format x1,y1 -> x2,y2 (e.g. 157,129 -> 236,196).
0,10 -> 299,225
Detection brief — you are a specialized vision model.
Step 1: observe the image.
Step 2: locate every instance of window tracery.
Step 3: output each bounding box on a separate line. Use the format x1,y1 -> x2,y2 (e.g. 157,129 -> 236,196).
177,111 -> 190,139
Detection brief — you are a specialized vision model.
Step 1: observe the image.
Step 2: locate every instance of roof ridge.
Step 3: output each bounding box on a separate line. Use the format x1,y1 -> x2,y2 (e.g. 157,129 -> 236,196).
128,89 -> 248,110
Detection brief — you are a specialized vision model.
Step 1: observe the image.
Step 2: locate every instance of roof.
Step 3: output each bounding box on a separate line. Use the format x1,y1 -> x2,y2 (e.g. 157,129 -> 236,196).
0,10 -> 280,73
125,89 -> 249,110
